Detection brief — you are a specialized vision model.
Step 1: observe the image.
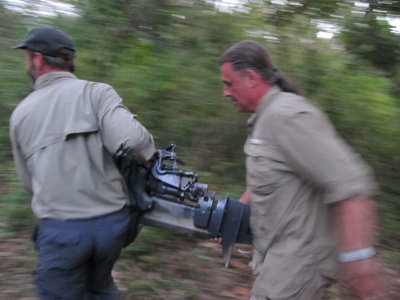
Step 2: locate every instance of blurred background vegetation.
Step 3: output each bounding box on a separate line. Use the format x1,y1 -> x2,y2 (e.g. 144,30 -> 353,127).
0,0 -> 399,253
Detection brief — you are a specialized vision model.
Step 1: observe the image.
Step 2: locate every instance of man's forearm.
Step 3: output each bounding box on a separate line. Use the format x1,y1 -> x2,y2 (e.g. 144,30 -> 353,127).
333,195 -> 389,299
333,195 -> 377,252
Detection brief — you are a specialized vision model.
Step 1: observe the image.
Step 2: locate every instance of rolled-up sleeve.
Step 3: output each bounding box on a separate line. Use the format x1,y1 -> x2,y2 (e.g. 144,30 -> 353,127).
275,110 -> 377,204
96,85 -> 156,162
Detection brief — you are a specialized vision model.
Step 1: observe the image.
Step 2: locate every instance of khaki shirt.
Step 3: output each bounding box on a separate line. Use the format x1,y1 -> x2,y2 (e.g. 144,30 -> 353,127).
10,72 -> 156,220
244,86 -> 377,298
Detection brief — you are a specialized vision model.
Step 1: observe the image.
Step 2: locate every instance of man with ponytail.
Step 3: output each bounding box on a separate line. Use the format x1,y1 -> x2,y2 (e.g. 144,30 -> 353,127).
220,40 -> 389,299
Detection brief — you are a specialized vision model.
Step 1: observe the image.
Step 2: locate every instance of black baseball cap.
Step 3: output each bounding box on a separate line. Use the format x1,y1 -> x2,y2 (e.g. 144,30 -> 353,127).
13,27 -> 75,57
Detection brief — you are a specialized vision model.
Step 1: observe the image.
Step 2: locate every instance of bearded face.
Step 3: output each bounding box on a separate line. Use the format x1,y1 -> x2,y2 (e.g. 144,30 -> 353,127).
24,51 -> 40,83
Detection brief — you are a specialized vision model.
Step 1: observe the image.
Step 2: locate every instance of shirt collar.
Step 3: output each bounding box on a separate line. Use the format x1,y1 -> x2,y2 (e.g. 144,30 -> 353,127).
34,71 -> 77,90
247,85 -> 281,128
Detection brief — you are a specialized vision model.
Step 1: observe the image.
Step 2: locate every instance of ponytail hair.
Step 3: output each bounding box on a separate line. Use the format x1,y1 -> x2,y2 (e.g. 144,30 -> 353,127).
220,40 -> 301,95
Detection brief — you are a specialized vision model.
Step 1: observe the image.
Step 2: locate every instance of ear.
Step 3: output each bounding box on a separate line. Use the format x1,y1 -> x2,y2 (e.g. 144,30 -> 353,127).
246,69 -> 262,88
32,52 -> 45,69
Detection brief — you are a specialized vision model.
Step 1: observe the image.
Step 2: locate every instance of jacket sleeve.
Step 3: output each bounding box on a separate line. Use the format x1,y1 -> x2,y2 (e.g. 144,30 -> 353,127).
95,84 -> 156,162
9,121 -> 33,195
274,109 -> 377,204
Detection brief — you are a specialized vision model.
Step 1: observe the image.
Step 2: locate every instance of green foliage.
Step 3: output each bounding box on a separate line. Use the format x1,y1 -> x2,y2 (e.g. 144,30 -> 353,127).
383,247 -> 400,273
0,0 -> 399,250
368,0 -> 400,14
341,13 -> 400,74
379,192 -> 400,248
0,191 -> 34,235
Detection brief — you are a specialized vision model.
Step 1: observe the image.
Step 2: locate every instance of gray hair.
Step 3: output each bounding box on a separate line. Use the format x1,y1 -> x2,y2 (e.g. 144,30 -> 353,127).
220,40 -> 300,95
30,48 -> 75,73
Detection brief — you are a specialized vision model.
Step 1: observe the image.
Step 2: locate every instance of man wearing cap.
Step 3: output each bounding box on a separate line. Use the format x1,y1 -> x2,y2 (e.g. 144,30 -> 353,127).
10,27 -> 156,299
219,40 -> 389,299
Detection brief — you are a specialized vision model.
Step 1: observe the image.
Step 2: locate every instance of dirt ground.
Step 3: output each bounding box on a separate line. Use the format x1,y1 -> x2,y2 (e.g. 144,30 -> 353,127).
0,229 -> 399,300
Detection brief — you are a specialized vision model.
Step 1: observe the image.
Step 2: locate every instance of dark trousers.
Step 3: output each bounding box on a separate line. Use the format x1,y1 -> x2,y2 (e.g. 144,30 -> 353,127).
33,207 -> 133,300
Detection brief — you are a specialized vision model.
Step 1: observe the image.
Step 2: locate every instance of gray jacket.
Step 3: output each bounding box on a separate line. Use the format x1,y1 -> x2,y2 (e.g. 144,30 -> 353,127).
10,72 -> 156,220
